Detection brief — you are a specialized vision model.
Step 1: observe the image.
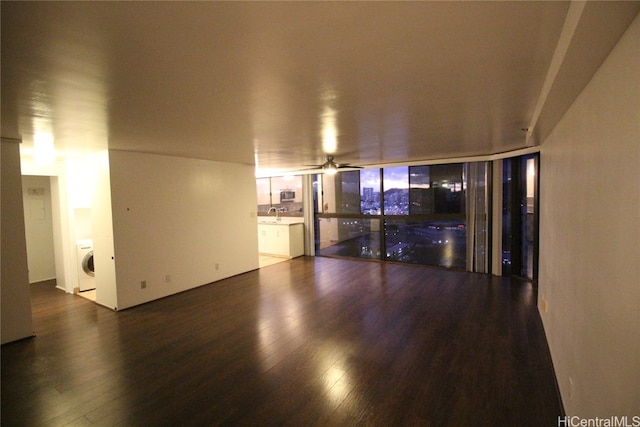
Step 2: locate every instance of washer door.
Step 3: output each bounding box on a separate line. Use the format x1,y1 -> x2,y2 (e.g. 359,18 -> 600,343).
82,251 -> 95,277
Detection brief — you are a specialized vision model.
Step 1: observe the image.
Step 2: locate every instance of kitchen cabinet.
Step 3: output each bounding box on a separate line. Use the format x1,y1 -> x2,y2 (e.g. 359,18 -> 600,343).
257,222 -> 304,258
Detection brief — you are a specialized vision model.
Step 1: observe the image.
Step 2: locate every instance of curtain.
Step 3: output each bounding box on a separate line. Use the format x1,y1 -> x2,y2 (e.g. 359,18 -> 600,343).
465,162 -> 490,273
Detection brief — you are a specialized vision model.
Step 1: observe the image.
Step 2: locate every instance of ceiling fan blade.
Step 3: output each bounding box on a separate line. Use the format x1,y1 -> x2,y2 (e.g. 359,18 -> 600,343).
299,155 -> 362,173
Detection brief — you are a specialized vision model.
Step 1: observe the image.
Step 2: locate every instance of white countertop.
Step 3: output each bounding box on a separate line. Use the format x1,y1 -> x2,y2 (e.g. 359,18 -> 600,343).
257,217 -> 304,225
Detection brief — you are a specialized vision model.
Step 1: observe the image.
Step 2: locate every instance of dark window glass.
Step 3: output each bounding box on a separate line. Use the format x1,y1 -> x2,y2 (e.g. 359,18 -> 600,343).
407,164 -> 465,214
312,174 -> 321,214
431,164 -> 464,214
384,219 -> 466,269
316,217 -> 381,260
502,159 -> 513,275
339,171 -> 361,213
323,171 -> 360,214
409,166 -> 431,214
501,155 -> 538,279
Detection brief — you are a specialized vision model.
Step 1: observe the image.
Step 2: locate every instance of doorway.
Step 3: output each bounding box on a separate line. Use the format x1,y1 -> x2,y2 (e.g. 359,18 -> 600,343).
21,176 -> 56,285
502,154 -> 539,280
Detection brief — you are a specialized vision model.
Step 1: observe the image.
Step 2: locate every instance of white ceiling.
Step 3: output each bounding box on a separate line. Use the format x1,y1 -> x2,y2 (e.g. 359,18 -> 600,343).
2,1 -> 638,174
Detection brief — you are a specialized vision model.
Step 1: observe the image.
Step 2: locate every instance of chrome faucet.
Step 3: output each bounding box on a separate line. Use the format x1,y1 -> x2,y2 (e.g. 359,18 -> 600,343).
267,207 -> 281,221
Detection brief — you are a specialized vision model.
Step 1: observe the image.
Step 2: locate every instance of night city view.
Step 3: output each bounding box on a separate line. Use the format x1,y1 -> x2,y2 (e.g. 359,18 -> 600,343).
316,165 -> 468,269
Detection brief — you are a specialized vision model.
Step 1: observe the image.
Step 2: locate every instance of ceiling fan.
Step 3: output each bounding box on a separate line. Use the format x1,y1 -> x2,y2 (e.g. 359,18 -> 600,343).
305,155 -> 363,175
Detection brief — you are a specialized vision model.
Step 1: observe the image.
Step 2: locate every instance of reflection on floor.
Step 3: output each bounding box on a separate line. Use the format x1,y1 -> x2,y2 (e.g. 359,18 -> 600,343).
9,259 -> 562,426
259,255 -> 289,268
79,289 -> 96,302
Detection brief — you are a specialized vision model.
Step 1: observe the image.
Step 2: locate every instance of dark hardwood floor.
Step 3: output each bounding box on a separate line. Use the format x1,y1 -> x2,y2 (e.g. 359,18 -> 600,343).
2,257 -> 563,426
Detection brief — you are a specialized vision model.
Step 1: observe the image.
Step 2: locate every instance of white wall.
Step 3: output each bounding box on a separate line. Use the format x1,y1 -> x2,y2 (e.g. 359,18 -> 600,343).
91,151 -> 118,310
108,150 -> 259,310
50,175 -> 70,292
21,175 -> 57,283
539,14 -> 640,417
51,163 -> 77,293
1,141 -> 34,344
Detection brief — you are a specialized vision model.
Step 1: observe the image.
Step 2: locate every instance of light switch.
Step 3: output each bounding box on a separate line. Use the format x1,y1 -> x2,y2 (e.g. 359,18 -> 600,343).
28,187 -> 45,196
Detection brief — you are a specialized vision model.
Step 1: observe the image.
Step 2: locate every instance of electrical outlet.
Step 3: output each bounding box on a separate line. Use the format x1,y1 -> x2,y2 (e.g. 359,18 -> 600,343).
141,280 -> 147,289
165,275 -> 171,283
215,263 -> 219,270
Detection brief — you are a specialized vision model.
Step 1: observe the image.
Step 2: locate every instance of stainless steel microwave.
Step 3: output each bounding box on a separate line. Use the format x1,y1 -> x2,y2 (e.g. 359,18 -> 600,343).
280,190 -> 295,202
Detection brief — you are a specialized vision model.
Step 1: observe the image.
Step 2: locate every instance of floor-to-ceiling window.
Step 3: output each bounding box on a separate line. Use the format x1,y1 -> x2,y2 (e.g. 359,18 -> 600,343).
502,154 -> 539,279
315,162 -> 488,271
315,170 -> 381,260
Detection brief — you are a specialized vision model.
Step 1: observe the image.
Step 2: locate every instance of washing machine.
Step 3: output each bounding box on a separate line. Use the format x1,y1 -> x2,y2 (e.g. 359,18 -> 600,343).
76,239 -> 95,292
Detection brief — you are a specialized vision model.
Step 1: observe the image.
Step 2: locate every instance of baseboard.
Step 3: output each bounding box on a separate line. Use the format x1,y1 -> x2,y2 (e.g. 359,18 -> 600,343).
29,277 -> 56,285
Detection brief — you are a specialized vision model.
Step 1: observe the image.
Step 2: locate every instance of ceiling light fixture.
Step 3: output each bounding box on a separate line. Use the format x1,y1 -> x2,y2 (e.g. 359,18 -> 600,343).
323,160 -> 338,175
